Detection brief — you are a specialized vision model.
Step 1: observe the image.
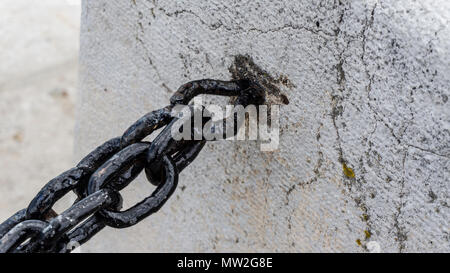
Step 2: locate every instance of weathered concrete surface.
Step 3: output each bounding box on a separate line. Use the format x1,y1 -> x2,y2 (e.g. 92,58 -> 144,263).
0,0 -> 80,220
77,0 -> 449,252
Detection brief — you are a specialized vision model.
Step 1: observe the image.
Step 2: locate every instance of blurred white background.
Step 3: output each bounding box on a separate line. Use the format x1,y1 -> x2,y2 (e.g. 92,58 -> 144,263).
0,0 -> 81,220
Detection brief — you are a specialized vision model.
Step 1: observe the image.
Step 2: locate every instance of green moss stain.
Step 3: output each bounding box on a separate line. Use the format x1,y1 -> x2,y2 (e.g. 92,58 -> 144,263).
342,163 -> 355,178
362,214 -> 370,222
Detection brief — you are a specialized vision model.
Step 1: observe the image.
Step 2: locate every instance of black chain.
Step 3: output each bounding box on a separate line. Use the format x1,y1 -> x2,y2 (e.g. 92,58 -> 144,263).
0,79 -> 265,253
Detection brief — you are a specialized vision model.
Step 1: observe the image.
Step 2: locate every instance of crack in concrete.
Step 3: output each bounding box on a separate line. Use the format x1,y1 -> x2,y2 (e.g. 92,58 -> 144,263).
362,38 -> 416,251
135,35 -> 163,81
156,6 -> 334,38
331,1 -> 384,251
284,121 -> 325,247
132,1 -> 178,93
284,122 -> 325,206
245,24 -> 334,39
393,150 -> 409,252
359,2 -> 412,252
405,144 -> 450,158
361,3 -> 378,64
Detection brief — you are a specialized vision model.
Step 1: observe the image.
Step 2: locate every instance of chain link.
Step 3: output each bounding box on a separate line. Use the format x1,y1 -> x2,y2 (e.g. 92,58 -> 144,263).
0,79 -> 265,253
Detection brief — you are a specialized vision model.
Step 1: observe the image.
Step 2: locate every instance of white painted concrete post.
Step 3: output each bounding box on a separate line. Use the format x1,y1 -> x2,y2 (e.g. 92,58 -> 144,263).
77,0 -> 449,252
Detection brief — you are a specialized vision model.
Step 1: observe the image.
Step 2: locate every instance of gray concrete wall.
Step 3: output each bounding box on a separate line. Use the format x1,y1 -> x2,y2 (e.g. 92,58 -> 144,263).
77,0 -> 449,252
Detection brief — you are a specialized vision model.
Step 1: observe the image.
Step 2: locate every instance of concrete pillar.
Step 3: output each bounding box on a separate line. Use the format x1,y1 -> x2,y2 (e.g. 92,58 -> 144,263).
77,0 -> 449,252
